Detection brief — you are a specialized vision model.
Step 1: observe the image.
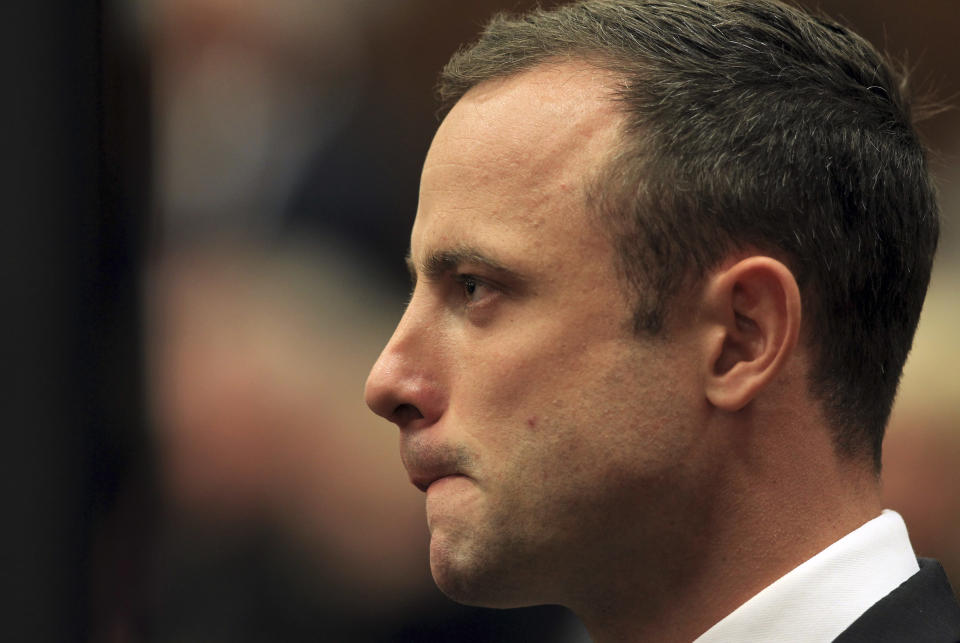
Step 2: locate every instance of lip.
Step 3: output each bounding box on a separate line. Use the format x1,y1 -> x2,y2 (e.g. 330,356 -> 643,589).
404,455 -> 467,493
422,473 -> 468,493
401,439 -> 470,493
410,471 -> 465,493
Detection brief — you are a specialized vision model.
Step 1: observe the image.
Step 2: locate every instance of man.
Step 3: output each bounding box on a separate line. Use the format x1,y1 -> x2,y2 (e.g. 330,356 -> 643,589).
364,0 -> 960,640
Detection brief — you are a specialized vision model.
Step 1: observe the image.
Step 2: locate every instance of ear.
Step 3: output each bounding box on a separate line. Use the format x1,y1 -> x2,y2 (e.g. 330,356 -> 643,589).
701,256 -> 802,412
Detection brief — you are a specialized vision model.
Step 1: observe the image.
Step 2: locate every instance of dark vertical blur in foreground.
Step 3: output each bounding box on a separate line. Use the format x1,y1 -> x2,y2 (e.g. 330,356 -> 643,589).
5,1 -> 958,641
3,1 -> 151,641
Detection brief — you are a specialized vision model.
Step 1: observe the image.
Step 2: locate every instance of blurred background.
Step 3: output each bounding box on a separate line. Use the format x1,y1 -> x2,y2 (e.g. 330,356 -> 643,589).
7,1 -> 958,641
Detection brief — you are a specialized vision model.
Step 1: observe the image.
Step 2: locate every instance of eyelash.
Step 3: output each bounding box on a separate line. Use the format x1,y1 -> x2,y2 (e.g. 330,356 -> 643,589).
454,273 -> 493,303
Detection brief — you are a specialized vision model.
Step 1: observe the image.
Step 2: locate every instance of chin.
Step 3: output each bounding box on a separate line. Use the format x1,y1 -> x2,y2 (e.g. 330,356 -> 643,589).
429,532 -> 487,604
429,531 -> 544,609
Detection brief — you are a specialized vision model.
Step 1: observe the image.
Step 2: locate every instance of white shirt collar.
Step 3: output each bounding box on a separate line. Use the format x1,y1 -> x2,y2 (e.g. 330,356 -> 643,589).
694,510 -> 919,642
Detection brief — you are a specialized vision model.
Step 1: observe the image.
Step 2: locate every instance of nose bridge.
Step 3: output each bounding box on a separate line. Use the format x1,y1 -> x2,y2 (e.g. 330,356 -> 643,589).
383,286 -> 434,372
364,288 -> 444,425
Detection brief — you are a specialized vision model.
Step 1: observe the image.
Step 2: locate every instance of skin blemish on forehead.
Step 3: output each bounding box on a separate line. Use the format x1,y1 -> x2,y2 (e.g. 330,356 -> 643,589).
526,416 -> 539,429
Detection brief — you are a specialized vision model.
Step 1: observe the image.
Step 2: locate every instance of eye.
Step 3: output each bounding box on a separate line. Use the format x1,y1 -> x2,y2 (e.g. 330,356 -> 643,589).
455,273 -> 493,303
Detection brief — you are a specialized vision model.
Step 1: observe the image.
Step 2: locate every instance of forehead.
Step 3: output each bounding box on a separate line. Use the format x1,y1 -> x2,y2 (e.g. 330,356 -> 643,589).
431,62 -> 622,176
411,62 -> 624,266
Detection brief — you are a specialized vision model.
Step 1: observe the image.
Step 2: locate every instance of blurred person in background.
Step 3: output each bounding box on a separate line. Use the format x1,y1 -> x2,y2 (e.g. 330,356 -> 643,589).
363,1 -> 960,641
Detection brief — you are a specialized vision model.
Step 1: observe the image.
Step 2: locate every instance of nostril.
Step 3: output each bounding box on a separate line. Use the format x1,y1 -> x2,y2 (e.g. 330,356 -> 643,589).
392,403 -> 424,426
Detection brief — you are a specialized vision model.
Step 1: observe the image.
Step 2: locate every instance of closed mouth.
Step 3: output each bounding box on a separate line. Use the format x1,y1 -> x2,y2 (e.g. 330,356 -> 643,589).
411,472 -> 461,492
401,441 -> 472,493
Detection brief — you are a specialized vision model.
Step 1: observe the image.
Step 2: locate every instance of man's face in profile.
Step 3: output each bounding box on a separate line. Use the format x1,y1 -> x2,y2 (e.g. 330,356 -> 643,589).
365,63 -> 707,608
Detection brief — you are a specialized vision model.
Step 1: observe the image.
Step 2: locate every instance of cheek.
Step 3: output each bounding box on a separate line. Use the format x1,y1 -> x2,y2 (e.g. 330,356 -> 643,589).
512,340 -> 695,476
449,332 -> 585,433
446,303 -> 702,472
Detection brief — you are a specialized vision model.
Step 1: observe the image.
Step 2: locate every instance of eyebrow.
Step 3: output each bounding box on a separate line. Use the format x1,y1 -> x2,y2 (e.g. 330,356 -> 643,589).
406,246 -> 528,286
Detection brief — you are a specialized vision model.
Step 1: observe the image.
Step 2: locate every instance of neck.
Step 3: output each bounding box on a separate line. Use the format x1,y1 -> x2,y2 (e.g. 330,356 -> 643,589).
572,419 -> 883,643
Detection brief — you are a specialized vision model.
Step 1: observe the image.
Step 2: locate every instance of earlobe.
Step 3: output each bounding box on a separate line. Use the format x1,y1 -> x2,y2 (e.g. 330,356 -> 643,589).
702,257 -> 802,412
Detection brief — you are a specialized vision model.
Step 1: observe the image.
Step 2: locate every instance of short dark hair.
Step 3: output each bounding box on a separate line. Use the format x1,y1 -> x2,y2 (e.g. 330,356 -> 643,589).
437,0 -> 939,470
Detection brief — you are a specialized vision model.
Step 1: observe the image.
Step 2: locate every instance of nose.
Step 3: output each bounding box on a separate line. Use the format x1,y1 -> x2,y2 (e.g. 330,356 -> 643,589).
364,299 -> 444,430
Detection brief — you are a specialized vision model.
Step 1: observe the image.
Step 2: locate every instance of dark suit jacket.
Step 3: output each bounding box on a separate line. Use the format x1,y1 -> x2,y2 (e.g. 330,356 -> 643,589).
834,558 -> 960,642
